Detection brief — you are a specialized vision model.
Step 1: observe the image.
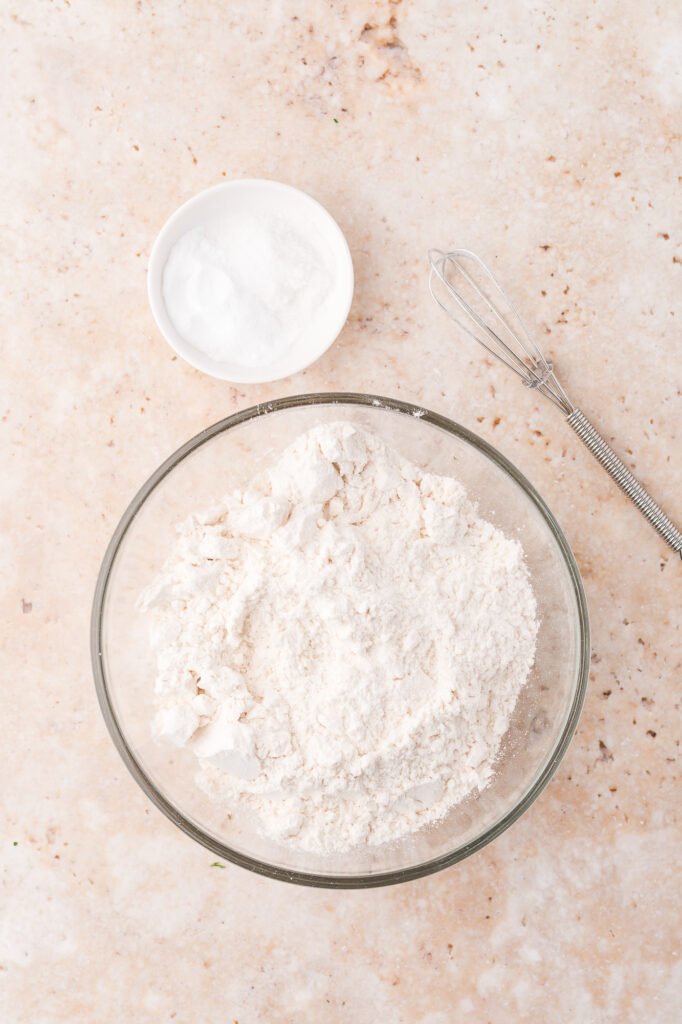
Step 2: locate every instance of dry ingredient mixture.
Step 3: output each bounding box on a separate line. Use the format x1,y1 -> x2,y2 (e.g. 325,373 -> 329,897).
162,209 -> 332,368
139,422 -> 538,852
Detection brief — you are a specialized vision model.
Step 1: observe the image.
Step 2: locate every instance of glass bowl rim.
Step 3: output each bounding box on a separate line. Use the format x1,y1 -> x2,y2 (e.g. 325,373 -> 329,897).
91,391 -> 590,889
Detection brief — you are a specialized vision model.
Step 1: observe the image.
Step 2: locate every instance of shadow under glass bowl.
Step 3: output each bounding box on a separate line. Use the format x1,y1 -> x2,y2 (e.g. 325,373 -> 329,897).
91,393 -> 589,888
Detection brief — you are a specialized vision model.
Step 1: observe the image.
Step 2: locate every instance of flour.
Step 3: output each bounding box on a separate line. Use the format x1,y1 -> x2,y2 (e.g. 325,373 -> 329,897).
139,422 -> 538,852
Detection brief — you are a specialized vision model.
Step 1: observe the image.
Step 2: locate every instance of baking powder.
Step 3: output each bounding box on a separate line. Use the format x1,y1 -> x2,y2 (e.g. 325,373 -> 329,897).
162,208 -> 332,368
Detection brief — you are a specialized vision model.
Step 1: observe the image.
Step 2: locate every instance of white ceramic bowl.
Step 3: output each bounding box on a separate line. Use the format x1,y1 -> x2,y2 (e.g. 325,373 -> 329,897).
147,180 -> 354,383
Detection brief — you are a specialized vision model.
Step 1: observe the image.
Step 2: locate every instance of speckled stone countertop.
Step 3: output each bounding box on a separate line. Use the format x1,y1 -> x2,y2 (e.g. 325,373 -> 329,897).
2,2 -> 681,1021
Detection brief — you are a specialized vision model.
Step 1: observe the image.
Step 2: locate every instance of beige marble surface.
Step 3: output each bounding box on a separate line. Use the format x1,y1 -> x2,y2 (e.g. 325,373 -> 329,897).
2,1 -> 681,1021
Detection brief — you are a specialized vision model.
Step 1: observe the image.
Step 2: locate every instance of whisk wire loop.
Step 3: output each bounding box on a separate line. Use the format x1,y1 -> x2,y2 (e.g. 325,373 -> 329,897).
429,246 -> 682,558
428,249 -> 574,415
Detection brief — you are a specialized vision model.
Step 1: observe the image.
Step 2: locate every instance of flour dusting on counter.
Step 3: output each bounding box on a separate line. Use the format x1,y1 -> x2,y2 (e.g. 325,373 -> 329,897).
138,422 -> 538,852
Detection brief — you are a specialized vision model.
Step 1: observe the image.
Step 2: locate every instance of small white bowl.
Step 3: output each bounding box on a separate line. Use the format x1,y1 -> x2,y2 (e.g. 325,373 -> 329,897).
147,180 -> 354,383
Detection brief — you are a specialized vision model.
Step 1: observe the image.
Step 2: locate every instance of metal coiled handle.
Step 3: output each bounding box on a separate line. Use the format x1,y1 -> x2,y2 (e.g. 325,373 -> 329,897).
567,409 -> 682,558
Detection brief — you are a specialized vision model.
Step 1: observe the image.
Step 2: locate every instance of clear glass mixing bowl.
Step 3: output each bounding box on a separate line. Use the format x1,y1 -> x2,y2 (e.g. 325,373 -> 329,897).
91,393 -> 589,888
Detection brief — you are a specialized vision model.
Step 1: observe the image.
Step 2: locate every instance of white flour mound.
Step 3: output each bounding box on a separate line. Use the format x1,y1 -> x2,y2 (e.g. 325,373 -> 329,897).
139,421 -> 538,853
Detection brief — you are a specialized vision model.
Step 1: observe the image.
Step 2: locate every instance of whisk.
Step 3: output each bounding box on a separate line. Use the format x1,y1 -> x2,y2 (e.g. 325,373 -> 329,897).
429,248 -> 682,559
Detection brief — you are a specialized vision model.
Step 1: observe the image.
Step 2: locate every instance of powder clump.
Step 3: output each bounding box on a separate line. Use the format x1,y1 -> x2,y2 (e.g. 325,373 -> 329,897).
162,210 -> 332,368
139,422 -> 538,852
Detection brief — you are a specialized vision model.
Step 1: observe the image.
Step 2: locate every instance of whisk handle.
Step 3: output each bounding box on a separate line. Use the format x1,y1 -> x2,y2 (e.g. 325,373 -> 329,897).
567,409 -> 682,558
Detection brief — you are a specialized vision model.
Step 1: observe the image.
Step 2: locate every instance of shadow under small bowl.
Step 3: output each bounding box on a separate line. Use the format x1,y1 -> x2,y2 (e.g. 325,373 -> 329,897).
91,393 -> 589,888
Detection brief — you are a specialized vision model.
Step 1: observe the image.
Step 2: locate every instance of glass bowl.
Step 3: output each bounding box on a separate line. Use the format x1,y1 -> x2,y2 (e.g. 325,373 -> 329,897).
91,393 -> 589,888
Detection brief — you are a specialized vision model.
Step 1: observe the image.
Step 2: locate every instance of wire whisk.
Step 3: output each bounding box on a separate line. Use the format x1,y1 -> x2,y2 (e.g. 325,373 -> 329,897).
429,248 -> 682,559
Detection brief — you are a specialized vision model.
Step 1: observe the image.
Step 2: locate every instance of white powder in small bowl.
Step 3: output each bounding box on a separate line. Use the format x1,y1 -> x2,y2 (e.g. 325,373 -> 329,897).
139,422 -> 538,853
162,208 -> 334,369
